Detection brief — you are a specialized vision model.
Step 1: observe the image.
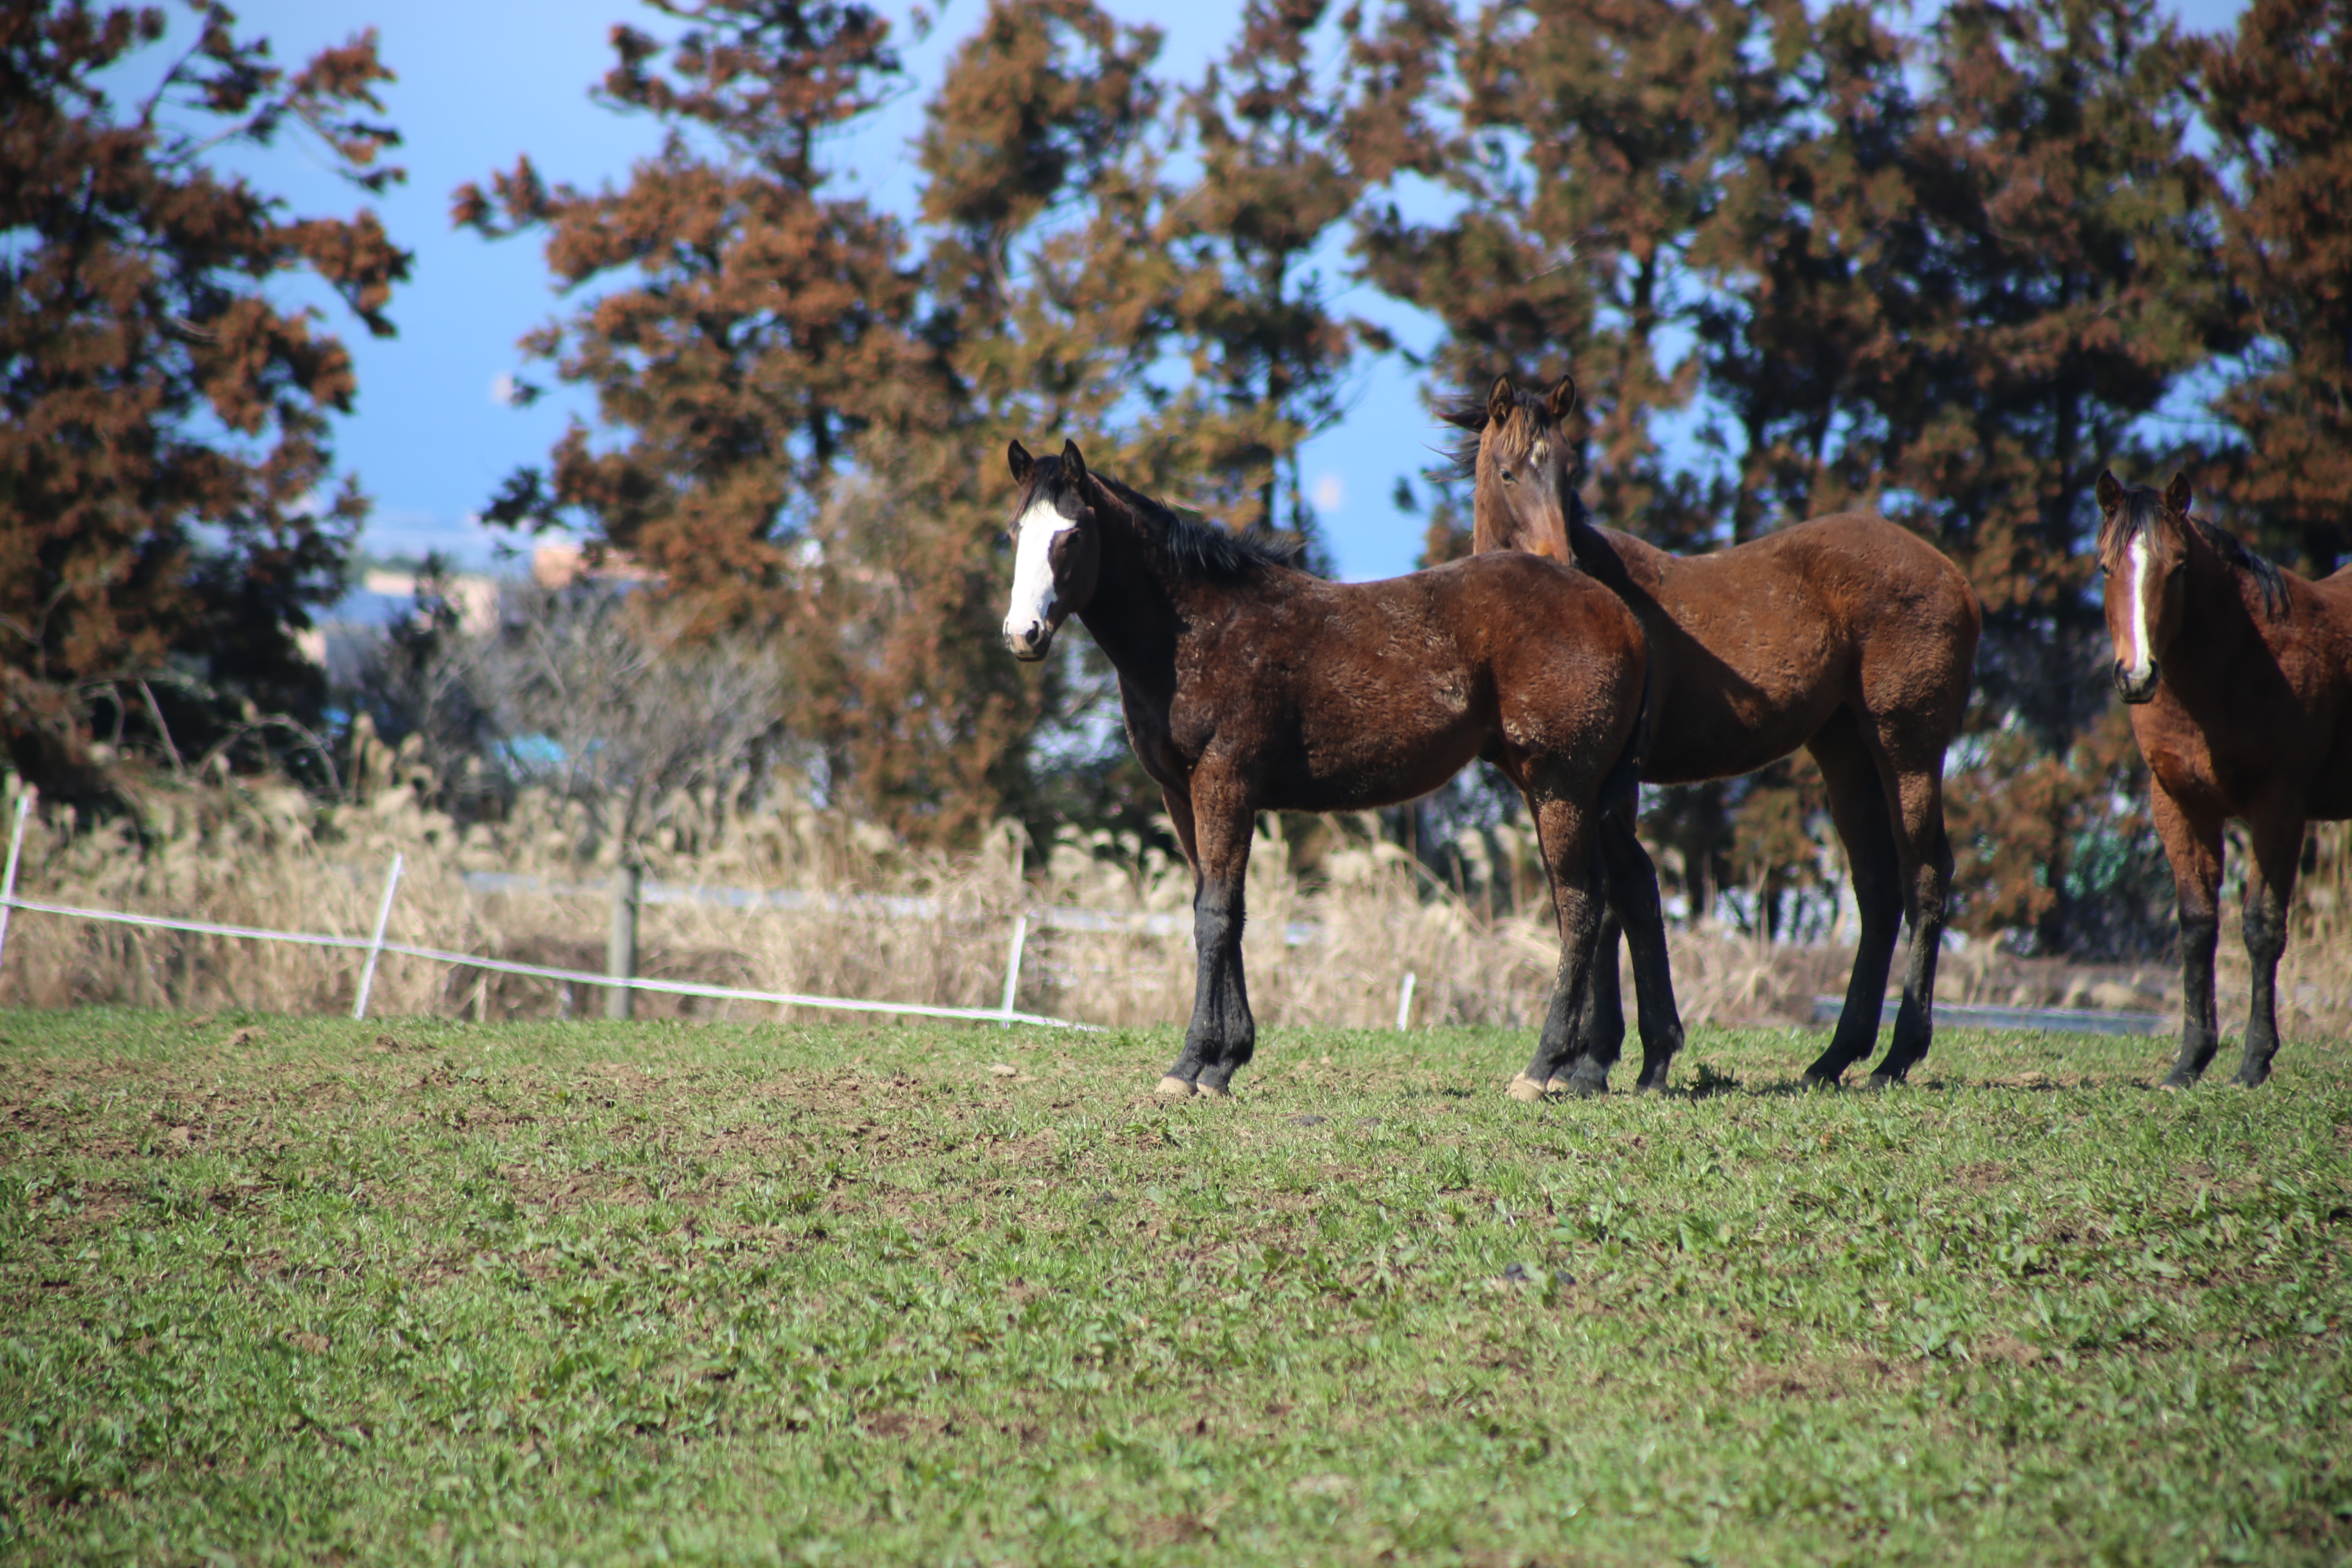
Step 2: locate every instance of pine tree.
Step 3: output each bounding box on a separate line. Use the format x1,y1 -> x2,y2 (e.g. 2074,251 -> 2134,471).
454,0 -> 918,624
0,1 -> 408,800
1688,1 -> 1924,535
1353,0 -> 1789,554
463,0 -> 1180,844
1154,0 -> 1376,560
2194,0 -> 2352,573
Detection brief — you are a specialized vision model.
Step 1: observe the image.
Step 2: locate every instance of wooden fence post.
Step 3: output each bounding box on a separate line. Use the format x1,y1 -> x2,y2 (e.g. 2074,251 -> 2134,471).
607,860 -> 640,1021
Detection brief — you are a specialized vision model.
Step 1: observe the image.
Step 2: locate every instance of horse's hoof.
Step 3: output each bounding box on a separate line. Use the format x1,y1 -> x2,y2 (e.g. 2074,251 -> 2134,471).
2157,1073 -> 2195,1093
1802,1071 -> 1843,1091
1544,1076 -> 1573,1095
1196,1080 -> 1233,1098
1507,1072 -> 1550,1102
1156,1075 -> 1197,1098
1866,1071 -> 1904,1091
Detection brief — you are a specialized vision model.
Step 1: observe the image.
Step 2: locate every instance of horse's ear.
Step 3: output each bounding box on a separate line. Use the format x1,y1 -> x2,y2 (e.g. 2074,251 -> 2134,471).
2164,471 -> 2192,515
1008,440 -> 1033,488
1060,439 -> 1089,491
1486,375 -> 1517,430
1546,373 -> 1579,423
2094,470 -> 2123,514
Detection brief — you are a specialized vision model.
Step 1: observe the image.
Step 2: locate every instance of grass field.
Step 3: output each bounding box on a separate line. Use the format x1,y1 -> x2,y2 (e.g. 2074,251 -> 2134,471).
2,1009 -> 2348,1566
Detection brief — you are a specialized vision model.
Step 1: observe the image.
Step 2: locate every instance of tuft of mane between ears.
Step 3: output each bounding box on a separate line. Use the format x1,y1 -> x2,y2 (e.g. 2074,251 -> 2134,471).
2100,484 -> 2289,621
1437,382 -> 1587,486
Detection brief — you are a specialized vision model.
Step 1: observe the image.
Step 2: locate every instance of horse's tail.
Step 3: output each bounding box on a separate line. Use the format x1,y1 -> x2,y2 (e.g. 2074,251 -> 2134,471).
1600,656 -> 1653,822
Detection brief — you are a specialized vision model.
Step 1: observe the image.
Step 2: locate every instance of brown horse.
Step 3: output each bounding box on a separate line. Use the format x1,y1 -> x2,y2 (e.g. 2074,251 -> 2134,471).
999,438 -> 1680,1098
1451,376 -> 1982,1087
2094,471 -> 2352,1088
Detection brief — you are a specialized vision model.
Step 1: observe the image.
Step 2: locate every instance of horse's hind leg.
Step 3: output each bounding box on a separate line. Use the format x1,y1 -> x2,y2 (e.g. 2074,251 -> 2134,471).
1552,903 -> 1624,1094
1597,810 -> 1683,1090
1803,715 -> 1903,1085
1162,780 -> 1258,1098
2233,804 -> 2304,1088
2152,787 -> 2223,1089
1869,763 -> 1954,1086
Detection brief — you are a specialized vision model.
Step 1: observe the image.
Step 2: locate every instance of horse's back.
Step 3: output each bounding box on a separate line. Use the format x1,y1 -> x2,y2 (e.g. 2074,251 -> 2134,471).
2284,570 -> 2352,821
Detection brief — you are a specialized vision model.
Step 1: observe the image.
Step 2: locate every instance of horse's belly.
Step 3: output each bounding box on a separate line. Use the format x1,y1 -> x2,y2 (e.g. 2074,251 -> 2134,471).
1642,690 -> 1840,785
1272,711 -> 1487,813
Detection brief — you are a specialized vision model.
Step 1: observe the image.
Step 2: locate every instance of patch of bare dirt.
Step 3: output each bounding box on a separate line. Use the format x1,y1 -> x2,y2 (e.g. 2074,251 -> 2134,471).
1734,1352 -> 1921,1401
1133,1513 -> 1216,1550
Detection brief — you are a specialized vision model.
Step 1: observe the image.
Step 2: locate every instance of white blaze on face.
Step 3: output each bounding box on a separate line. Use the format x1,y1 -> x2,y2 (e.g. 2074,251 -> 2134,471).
1003,492 -> 1075,649
2123,532 -> 2155,680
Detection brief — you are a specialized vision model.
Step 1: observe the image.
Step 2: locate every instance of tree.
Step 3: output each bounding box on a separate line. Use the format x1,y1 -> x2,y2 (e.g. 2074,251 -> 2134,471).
455,0 -> 919,622
464,0 -> 1187,845
1895,0 -> 2223,753
1154,0 -> 1376,561
1688,0 -> 1924,535
0,0 -> 408,801
2194,0 -> 2352,575
1353,0 -> 1791,559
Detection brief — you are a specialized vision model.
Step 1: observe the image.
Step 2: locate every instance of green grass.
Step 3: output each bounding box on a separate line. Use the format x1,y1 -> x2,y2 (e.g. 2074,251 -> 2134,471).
1,1009 -> 2348,1566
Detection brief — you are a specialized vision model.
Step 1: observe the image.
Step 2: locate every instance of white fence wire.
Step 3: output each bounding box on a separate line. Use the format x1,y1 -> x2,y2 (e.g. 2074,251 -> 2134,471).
0,796 -> 1099,1031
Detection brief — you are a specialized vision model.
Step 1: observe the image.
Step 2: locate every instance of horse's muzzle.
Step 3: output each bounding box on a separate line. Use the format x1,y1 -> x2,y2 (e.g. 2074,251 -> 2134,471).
1004,624 -> 1055,662
2113,659 -> 2158,704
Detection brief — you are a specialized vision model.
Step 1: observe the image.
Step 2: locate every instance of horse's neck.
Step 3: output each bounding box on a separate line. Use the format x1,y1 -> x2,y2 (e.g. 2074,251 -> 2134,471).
2165,532 -> 2280,710
1072,491 -> 1186,685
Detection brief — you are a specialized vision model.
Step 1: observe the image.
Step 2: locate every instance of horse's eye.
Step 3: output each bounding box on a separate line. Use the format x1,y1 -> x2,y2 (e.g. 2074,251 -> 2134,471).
1499,468 -> 1516,485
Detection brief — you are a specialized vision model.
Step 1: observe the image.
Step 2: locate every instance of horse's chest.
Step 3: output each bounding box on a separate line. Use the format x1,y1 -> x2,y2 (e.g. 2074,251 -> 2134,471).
2134,704 -> 2242,813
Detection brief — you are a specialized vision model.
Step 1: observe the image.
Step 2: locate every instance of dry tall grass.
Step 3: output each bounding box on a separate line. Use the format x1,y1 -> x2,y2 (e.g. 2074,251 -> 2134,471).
5,751 -> 2349,1041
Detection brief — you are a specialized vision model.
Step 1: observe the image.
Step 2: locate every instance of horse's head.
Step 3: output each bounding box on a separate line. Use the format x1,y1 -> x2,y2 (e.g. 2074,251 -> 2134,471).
2094,468 -> 2194,705
1001,439 -> 1102,661
1443,373 -> 1581,560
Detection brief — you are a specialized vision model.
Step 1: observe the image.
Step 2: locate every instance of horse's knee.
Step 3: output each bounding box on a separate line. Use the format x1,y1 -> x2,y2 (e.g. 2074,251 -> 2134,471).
2243,897 -> 2287,966
2178,905 -> 2220,960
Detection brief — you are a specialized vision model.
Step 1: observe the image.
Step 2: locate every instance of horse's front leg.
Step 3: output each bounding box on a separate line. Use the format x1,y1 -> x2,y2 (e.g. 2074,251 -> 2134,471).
1159,774 -> 1257,1098
2234,804 -> 2304,1088
2152,786 -> 2224,1089
1514,790 -> 1604,1100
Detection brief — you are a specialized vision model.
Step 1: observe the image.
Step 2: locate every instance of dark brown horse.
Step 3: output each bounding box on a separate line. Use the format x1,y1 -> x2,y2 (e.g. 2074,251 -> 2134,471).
999,438 -> 1680,1099
1452,376 -> 1982,1087
2094,471 -> 2352,1088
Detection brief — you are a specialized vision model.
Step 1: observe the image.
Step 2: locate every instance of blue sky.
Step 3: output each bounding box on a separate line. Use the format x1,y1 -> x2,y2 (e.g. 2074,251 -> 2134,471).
197,0 -> 2246,584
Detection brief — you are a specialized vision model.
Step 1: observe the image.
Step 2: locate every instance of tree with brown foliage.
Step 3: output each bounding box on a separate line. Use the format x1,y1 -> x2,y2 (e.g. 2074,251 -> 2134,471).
456,0 -> 918,623
466,0 -> 1185,844
1353,0 -> 1790,561
2194,0 -> 2352,575
1156,0 -> 1376,561
0,1 -> 408,802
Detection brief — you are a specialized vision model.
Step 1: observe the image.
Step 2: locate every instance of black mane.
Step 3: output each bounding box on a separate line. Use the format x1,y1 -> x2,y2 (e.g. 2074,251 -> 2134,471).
2104,484 -> 2288,620
1022,453 -> 1303,581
